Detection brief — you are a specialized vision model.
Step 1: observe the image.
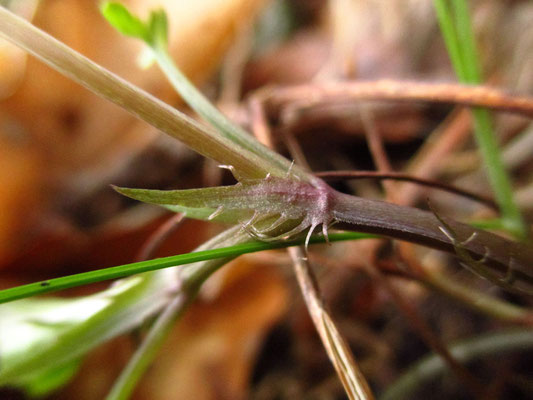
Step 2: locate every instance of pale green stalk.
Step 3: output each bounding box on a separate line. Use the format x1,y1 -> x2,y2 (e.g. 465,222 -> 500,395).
0,6 -> 269,180
105,295 -> 189,400
152,48 -> 302,180
105,226 -> 247,399
421,268 -> 532,323
380,329 -> 533,400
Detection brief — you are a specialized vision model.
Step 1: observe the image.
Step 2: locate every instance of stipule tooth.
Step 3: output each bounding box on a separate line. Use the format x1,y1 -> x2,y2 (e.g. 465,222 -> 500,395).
208,205 -> 224,220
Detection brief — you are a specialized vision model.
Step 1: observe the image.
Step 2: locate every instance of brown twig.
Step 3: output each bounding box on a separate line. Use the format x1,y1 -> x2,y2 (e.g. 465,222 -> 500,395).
360,106 -> 397,202
396,109 -> 472,207
315,170 -> 498,210
288,247 -> 375,400
262,80 -> 533,118
135,213 -> 185,262
248,94 -> 312,170
248,96 -> 275,149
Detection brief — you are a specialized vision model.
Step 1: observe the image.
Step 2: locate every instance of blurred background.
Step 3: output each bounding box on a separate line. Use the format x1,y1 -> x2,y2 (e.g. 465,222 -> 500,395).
0,0 -> 532,399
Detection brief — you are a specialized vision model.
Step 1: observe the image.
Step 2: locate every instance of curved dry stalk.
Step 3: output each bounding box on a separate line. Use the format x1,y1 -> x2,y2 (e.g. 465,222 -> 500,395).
360,259 -> 484,399
262,80 -> 533,118
135,213 -> 185,262
315,170 -> 498,210
396,242 -> 533,324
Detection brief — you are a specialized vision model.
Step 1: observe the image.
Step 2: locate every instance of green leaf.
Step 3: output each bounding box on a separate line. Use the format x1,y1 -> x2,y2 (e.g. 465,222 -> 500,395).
23,359 -> 82,398
147,9 -> 168,48
0,270 -> 176,392
113,184 -> 251,223
101,2 -> 168,49
101,2 -> 149,42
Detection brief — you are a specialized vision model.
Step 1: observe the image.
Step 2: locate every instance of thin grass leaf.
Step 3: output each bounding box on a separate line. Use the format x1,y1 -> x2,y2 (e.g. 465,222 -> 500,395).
0,232 -> 374,305
433,0 -> 527,239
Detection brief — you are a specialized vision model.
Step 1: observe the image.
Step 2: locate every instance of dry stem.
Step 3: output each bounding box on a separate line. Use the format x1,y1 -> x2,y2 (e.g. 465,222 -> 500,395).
262,80 -> 533,118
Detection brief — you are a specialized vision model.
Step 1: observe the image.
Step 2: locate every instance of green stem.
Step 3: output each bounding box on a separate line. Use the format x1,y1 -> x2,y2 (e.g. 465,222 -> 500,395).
471,108 -> 525,236
153,47 -> 302,180
0,232 -> 373,304
433,0 -> 527,239
380,329 -> 533,400
105,225 -> 247,399
450,0 -> 480,82
105,294 -> 191,400
433,0 -> 464,80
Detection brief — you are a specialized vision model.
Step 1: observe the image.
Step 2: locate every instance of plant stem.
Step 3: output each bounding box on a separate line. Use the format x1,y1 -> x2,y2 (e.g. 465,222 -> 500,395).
5,187 -> 529,305
433,0 -> 528,239
471,108 -> 524,235
421,268 -> 533,324
105,294 -> 191,400
263,80 -> 533,118
105,225 -> 251,399
380,329 -> 533,400
152,47 -> 301,180
289,247 -> 375,400
0,6 -> 268,180
0,232 -> 373,304
315,170 -> 498,210
332,191 -> 533,291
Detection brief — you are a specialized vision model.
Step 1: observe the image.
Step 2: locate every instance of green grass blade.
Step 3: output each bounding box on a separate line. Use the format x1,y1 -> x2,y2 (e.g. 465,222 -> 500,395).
471,108 -> 524,235
433,0 -> 464,80
450,0 -> 481,82
433,0 -> 527,239
0,232 -> 374,304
